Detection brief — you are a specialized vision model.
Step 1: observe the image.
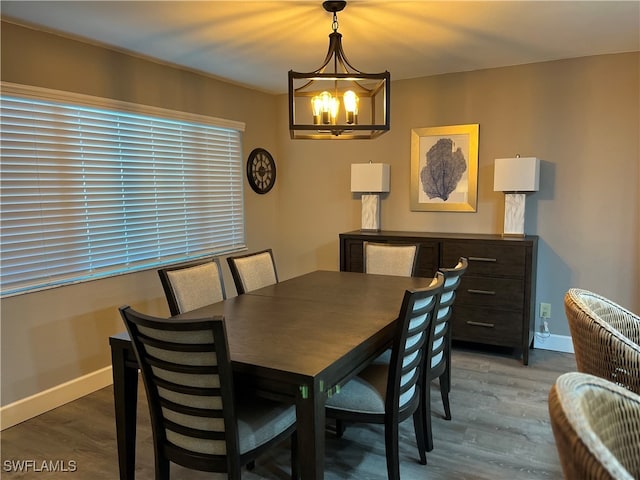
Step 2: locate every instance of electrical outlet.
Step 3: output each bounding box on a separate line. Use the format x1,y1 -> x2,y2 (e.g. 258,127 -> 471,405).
540,302 -> 551,319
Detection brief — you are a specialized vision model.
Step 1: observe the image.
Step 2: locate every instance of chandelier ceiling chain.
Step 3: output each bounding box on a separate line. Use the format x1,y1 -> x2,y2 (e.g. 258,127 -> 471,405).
288,1 -> 391,140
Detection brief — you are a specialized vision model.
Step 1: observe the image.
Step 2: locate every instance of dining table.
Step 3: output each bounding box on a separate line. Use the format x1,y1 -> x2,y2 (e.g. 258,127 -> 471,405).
109,269 -> 436,480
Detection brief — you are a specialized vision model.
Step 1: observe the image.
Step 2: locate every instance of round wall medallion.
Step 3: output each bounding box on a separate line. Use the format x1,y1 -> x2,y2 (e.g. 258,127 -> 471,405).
246,148 -> 276,194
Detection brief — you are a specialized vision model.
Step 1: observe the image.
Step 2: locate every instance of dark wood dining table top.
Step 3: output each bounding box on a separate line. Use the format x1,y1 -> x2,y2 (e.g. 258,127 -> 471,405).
171,270 -> 434,382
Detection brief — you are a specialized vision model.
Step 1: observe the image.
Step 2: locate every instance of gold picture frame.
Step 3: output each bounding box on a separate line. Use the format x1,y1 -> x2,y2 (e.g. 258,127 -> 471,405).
410,124 -> 479,212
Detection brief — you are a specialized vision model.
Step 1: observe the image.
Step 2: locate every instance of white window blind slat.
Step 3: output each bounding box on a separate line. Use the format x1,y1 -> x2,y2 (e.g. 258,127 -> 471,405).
1,84 -> 246,297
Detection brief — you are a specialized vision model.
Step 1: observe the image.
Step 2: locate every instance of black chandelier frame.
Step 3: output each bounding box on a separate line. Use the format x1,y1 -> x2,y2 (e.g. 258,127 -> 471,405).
288,1 -> 391,140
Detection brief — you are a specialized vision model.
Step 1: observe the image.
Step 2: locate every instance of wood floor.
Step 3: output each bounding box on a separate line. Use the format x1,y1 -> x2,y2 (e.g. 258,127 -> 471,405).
1,345 -> 576,479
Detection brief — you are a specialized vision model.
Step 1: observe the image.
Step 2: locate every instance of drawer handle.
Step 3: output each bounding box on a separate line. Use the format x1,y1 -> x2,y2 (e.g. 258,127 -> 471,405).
467,289 -> 496,295
468,256 -> 497,263
467,321 -> 495,328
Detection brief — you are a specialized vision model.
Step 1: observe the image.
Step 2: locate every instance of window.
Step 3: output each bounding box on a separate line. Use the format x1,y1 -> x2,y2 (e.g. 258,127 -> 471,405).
1,83 -> 246,297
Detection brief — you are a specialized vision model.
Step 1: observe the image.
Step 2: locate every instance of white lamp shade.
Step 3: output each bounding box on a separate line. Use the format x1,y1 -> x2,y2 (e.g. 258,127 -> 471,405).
351,163 -> 390,193
493,157 -> 540,192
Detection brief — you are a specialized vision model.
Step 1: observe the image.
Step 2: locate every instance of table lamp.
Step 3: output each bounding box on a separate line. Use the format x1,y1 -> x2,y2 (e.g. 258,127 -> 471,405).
493,156 -> 540,236
351,162 -> 390,231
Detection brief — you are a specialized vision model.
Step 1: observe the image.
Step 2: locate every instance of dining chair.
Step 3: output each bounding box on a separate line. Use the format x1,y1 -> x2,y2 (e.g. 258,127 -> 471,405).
422,257 -> 467,451
564,288 -> 640,394
226,249 -> 279,295
158,258 -> 226,316
548,372 -> 640,480
325,275 -> 444,480
364,241 -> 420,277
368,258 -> 467,451
119,306 -> 297,480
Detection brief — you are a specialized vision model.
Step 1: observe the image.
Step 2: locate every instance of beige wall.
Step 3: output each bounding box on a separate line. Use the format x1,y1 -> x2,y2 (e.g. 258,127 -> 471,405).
276,52 -> 639,325
1,20 -> 639,407
0,21 -> 282,406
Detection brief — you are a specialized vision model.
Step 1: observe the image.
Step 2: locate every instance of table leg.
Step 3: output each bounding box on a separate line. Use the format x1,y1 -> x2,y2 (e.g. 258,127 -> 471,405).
111,344 -> 139,480
296,382 -> 325,480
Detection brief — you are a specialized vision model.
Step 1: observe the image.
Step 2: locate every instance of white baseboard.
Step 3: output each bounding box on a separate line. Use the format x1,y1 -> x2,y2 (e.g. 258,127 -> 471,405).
534,333 -> 575,353
0,366 -> 113,431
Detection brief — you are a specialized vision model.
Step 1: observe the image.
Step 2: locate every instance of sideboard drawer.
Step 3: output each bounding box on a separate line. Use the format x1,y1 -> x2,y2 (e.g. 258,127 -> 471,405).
442,241 -> 525,277
456,276 -> 525,310
451,305 -> 523,346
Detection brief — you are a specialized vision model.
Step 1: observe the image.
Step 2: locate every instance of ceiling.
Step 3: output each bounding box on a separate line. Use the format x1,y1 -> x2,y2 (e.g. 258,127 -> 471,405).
2,1 -> 639,94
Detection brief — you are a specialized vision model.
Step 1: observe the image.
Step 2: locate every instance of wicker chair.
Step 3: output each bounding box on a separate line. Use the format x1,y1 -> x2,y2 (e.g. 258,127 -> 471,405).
548,372 -> 640,480
364,242 -> 420,277
564,288 -> 640,394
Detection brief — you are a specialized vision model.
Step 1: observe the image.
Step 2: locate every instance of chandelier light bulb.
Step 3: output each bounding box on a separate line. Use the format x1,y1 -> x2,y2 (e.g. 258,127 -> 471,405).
320,91 -> 332,124
311,95 -> 324,124
329,96 -> 340,124
343,90 -> 359,124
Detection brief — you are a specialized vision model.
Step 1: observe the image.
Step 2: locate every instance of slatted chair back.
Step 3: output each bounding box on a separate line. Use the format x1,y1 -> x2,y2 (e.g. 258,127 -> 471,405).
422,257 -> 467,450
549,372 -> 640,480
386,276 -> 444,418
429,257 -> 468,375
158,258 -> 226,316
564,288 -> 640,394
364,242 -> 420,277
120,306 -> 241,477
325,275 -> 444,479
120,306 -> 297,479
226,249 -> 278,295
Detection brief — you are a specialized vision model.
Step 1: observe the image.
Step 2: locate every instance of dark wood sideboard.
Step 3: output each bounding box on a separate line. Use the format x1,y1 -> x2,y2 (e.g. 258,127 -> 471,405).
339,230 -> 538,365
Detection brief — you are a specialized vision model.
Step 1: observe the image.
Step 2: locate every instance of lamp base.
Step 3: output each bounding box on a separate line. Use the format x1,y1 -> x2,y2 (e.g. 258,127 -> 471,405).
502,193 -> 526,236
361,194 -> 381,231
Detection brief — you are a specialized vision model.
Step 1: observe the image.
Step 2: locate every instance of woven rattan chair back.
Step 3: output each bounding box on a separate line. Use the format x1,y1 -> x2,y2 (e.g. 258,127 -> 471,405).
564,288 -> 640,394
549,372 -> 640,480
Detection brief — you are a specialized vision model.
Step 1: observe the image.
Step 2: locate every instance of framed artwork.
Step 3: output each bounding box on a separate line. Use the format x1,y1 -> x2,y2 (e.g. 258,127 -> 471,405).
410,124 -> 479,212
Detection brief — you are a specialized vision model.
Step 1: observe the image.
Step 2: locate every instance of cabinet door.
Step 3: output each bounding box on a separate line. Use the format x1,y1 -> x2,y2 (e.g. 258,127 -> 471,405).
342,238 -> 364,272
414,241 -> 439,278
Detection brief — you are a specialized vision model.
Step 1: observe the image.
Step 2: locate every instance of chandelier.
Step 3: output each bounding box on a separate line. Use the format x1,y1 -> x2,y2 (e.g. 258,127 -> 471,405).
288,1 -> 390,140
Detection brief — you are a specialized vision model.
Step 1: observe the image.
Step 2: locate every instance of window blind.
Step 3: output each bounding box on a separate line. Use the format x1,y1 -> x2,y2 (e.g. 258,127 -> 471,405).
1,83 -> 246,297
